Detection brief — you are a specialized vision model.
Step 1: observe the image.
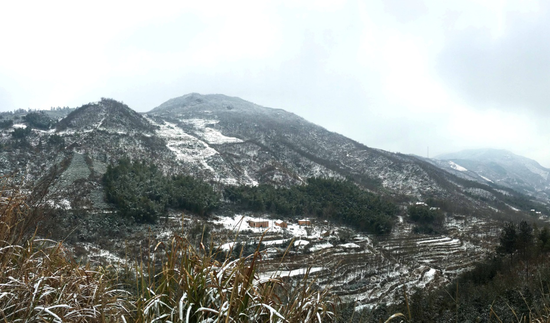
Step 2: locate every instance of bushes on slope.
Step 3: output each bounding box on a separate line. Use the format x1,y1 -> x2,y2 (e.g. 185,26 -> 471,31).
408,204 -> 445,234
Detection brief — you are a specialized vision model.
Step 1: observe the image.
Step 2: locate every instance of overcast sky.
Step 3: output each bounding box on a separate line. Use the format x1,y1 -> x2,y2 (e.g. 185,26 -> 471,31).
1,0 -> 550,166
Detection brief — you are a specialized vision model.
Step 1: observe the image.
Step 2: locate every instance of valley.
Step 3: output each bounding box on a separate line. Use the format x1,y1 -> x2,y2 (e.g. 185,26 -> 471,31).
59,207 -> 502,310
0,93 -> 549,319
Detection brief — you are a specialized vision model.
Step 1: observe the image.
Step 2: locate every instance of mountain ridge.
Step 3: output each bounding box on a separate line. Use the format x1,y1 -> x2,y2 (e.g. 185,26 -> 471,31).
0,93 -> 547,222
1,93 -> 549,311
431,148 -> 550,203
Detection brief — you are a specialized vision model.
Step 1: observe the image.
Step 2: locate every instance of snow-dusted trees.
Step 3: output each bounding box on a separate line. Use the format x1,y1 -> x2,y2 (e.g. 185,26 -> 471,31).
408,204 -> 445,234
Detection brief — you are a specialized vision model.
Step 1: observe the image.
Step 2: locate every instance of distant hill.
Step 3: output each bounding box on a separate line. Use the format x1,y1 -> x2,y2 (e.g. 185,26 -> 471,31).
431,148 -> 550,203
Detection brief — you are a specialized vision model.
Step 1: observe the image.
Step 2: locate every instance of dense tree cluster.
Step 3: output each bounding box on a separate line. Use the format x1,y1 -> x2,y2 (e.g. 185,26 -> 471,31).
47,134 -> 64,146
497,220 -> 544,261
0,119 -> 13,129
168,174 -> 220,215
224,178 -> 397,234
408,204 -> 445,234
103,158 -> 219,223
23,112 -> 53,130
11,127 -> 31,139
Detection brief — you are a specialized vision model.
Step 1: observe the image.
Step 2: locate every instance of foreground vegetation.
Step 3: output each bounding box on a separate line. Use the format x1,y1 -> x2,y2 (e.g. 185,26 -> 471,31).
8,170 -> 550,322
0,186 -> 336,322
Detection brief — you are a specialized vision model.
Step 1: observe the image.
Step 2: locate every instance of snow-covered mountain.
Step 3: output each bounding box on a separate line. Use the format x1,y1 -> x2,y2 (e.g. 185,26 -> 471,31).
432,149 -> 550,203
0,94 -> 546,218
1,94 -> 548,310
146,93 -> 446,195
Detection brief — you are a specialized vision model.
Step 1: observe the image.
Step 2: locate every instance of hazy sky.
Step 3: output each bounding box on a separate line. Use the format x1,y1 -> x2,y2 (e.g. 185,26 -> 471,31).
1,0 -> 550,166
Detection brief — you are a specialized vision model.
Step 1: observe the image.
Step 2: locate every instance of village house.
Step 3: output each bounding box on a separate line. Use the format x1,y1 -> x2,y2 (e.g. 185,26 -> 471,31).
298,219 -> 311,226
274,220 -> 288,228
247,220 -> 269,228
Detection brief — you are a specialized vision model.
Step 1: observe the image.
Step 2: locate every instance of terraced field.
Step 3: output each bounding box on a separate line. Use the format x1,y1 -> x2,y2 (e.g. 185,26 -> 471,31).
68,211 -> 503,311
212,214 -> 501,309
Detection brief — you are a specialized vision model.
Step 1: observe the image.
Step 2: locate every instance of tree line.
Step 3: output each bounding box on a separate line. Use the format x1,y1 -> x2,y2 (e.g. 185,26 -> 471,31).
224,178 -> 398,234
103,159 -> 399,234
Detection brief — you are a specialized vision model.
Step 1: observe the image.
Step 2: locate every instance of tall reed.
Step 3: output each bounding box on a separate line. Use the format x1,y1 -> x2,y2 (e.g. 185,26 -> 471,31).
0,185 -> 130,322
131,233 -> 337,322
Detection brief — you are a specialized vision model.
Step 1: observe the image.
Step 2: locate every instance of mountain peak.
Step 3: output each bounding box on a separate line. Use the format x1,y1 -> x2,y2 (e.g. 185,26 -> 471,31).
149,93 -> 269,116
148,93 -> 311,134
57,98 -> 155,133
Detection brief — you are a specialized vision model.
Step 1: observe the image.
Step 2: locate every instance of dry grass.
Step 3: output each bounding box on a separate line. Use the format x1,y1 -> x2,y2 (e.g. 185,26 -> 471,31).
130,233 -> 336,322
0,186 -> 130,322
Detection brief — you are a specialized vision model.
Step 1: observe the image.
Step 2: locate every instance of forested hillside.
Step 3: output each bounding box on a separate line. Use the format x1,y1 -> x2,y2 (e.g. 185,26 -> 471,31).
103,158 -> 219,222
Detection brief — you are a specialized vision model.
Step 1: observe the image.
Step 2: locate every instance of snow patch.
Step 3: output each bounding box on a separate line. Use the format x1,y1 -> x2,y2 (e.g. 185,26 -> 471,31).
423,268 -> 437,282
262,239 -> 290,246
149,118 -> 218,172
507,204 -> 520,212
77,243 -> 125,265
220,242 -> 236,251
309,242 -> 333,252
480,175 -> 493,183
339,243 -> 360,249
46,199 -> 71,210
182,118 -> 243,144
293,240 -> 310,247
449,161 -> 467,172
259,267 -> 325,280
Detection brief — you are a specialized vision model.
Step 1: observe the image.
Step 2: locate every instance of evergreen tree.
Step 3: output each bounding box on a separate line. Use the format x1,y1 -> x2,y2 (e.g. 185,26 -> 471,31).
498,222 -> 518,263
517,221 -> 533,259
538,226 -> 550,252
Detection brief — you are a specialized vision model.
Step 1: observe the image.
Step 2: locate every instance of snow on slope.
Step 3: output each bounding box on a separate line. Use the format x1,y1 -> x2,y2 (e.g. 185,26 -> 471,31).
181,119 -> 243,144
525,162 -> 549,180
153,120 -> 217,172
449,161 -> 467,172
480,175 -> 493,183
259,267 -> 325,280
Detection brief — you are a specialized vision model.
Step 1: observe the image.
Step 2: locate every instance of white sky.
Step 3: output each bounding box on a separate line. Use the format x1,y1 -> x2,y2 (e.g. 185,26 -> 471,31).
1,0 -> 549,167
